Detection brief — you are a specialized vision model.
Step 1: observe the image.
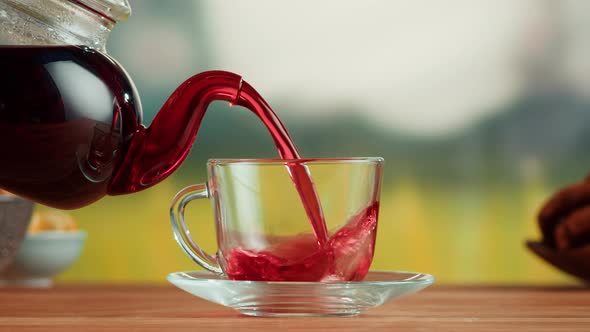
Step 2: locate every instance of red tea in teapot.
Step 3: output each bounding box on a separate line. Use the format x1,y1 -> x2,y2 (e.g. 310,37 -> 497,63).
0,45 -> 139,209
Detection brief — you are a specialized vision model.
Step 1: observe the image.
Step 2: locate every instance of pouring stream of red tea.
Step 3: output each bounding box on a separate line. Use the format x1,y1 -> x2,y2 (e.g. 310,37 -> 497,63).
228,82 -> 330,245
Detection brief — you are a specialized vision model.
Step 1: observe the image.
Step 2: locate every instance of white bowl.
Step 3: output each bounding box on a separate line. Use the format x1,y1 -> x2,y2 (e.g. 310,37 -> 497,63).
0,231 -> 86,287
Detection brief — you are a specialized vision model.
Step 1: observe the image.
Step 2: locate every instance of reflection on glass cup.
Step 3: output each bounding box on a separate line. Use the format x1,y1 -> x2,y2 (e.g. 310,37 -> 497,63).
170,158 -> 383,282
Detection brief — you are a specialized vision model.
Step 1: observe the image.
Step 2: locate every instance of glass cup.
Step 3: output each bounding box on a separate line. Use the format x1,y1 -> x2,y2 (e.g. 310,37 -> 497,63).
170,158 -> 384,282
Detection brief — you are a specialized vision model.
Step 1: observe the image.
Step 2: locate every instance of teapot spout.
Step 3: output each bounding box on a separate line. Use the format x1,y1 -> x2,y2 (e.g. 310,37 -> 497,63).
108,70 -> 299,194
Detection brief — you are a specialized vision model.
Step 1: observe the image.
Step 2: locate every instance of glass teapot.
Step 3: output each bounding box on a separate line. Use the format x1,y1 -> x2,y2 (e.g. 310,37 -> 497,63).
0,0 -> 295,209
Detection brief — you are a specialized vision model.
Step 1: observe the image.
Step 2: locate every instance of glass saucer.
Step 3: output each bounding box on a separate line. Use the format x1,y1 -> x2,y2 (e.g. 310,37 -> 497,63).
167,270 -> 435,317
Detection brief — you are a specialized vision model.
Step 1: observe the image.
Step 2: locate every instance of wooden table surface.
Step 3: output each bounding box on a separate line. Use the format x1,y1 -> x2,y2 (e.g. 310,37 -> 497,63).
1,285 -> 589,331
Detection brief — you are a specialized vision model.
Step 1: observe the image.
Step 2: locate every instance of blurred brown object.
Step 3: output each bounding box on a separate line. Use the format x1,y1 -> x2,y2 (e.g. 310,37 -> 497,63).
527,241 -> 590,282
529,175 -> 590,282
538,177 -> 590,249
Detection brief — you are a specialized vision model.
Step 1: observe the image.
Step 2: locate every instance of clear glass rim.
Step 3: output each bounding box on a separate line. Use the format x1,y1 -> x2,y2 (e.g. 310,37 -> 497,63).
208,157 -> 384,166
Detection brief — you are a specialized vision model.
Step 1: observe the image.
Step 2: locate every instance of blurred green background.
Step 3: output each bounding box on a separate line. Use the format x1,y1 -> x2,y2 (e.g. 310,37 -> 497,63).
41,0 -> 590,284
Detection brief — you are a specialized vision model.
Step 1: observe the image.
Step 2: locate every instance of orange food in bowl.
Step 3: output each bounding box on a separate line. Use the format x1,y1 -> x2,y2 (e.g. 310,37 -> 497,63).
28,211 -> 78,234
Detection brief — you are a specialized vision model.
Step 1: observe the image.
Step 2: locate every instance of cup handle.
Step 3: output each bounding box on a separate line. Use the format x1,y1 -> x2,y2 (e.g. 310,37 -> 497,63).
170,183 -> 223,274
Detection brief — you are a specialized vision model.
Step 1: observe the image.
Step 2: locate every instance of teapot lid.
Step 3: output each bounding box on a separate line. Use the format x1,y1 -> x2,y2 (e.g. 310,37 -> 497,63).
71,0 -> 131,22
